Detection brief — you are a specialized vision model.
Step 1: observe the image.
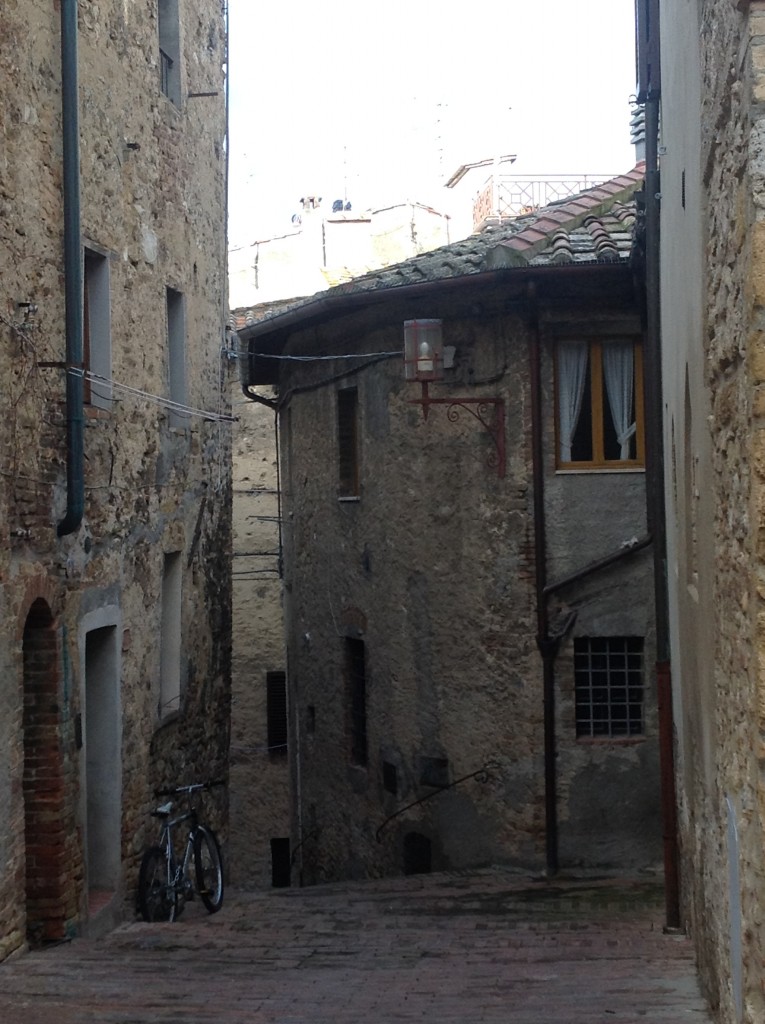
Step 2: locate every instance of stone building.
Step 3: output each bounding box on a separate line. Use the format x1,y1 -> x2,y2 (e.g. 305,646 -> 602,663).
238,169 -> 664,884
0,0 -> 231,955
639,0 -> 765,1020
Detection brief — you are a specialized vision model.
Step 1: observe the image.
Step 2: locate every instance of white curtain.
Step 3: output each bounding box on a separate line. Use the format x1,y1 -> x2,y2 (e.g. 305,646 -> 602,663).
557,342 -> 589,462
602,341 -> 636,460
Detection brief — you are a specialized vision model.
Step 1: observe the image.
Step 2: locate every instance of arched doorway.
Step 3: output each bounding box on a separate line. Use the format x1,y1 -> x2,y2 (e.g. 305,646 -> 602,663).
22,599 -> 67,943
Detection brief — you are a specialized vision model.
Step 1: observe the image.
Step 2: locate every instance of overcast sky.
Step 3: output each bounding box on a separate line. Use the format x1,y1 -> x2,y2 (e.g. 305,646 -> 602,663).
227,1 -> 638,249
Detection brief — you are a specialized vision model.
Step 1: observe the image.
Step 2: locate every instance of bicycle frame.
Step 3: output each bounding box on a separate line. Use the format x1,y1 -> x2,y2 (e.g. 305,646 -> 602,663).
157,808 -> 197,905
138,779 -> 225,923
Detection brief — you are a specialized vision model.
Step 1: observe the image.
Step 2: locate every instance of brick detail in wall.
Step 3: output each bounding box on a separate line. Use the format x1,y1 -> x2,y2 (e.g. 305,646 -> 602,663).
22,599 -> 70,944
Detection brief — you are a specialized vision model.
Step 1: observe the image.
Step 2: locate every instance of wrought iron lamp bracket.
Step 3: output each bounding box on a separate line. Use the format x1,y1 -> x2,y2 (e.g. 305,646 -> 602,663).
409,380 -> 506,478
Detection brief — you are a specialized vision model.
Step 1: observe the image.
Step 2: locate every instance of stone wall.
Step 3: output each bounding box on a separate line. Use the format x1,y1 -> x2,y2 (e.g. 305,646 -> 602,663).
659,1 -> 765,1019
0,0 -> 230,955
229,392 -> 289,888
274,284 -> 659,885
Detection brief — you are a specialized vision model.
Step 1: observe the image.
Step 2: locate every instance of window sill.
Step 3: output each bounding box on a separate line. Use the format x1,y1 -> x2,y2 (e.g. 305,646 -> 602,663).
555,467 -> 645,475
84,405 -> 112,421
576,735 -> 646,746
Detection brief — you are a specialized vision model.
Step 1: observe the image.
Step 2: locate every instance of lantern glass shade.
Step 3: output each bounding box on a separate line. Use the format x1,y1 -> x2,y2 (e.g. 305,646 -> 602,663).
404,319 -> 444,381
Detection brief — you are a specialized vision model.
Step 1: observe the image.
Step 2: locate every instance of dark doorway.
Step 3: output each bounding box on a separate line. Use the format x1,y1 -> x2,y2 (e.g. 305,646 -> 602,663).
403,832 -> 432,875
271,837 -> 291,887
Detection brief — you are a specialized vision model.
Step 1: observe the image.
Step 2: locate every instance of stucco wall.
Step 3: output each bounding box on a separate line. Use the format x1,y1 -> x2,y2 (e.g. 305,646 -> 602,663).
0,0 -> 230,955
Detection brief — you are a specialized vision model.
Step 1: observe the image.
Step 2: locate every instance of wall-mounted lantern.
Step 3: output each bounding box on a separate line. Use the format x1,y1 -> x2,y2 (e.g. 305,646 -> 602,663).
404,319 -> 444,382
404,318 -> 506,478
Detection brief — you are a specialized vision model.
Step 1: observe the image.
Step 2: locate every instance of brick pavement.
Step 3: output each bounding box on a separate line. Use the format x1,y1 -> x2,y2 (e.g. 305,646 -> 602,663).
0,869 -> 712,1023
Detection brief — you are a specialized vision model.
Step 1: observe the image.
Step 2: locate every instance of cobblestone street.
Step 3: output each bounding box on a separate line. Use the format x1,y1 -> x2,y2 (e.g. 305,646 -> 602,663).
0,869 -> 711,1023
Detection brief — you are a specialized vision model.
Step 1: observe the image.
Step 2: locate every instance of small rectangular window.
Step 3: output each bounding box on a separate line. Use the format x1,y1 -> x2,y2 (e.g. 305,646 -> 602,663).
345,637 -> 367,766
337,387 -> 360,497
83,248 -> 112,410
158,0 -> 181,105
266,671 -> 288,755
574,636 -> 644,738
159,552 -> 182,718
555,339 -> 644,469
166,287 -> 187,428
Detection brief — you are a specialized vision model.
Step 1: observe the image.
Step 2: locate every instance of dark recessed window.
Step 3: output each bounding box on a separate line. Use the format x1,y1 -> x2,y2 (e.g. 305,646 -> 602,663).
345,637 -> 367,766
383,761 -> 398,795
574,636 -> 644,738
158,0 -> 181,105
337,387 -> 360,497
266,671 -> 288,755
419,756 -> 449,788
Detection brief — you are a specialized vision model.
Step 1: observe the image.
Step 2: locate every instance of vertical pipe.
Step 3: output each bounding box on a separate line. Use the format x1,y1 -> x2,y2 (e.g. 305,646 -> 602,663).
57,0 -> 84,537
528,282 -> 558,876
644,87 -> 681,930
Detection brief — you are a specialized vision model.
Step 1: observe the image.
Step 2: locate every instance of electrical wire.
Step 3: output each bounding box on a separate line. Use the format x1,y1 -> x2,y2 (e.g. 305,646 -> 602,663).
66,367 -> 237,422
246,350 -> 403,362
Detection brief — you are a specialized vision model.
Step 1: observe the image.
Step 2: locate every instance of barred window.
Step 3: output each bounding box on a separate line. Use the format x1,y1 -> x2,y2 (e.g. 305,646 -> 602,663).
574,636 -> 644,738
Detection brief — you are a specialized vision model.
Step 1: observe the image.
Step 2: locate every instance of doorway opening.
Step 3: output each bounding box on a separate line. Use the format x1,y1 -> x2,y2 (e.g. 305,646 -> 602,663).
84,626 -> 121,912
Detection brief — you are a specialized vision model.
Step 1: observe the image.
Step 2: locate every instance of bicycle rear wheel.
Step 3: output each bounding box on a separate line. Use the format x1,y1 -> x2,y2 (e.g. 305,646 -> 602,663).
138,846 -> 176,922
193,826 -> 224,913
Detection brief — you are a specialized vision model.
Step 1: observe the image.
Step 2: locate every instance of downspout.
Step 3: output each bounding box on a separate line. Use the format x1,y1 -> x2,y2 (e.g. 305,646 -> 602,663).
527,281 -> 559,876
57,0 -> 84,537
644,90 -> 681,930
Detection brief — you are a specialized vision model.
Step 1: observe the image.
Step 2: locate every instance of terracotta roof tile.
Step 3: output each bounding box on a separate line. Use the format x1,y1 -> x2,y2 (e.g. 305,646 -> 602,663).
235,165 -> 646,334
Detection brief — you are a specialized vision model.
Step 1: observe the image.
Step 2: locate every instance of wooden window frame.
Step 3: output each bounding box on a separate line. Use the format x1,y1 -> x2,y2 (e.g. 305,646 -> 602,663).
554,339 -> 645,470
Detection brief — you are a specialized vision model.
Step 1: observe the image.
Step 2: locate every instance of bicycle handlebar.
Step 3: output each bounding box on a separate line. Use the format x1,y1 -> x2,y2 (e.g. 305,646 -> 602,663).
154,779 -> 226,798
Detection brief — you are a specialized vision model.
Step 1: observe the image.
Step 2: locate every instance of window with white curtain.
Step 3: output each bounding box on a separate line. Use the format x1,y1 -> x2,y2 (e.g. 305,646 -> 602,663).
555,338 -> 644,468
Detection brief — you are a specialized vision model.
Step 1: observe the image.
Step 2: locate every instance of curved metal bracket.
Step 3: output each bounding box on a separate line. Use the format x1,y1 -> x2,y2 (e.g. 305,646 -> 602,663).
375,759 -> 502,843
409,381 -> 506,477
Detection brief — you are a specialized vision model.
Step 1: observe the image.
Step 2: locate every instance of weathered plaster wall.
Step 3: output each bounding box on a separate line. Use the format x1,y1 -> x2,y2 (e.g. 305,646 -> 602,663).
276,285 -> 659,885
0,0 -> 230,955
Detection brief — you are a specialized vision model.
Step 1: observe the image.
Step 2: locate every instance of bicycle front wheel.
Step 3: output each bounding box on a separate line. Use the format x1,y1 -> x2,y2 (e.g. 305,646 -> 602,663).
194,826 -> 224,913
138,846 -> 176,922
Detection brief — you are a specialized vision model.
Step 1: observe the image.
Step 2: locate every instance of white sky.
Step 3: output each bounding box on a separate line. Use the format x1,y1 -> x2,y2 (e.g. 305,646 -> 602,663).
227,0 -> 638,249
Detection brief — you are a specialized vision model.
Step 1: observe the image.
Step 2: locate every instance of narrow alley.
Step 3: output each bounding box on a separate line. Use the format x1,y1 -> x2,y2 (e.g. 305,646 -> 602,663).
0,869 -> 711,1023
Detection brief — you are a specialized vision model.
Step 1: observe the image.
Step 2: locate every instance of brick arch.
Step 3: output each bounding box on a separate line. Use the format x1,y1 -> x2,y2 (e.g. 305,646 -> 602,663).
22,598 -> 67,944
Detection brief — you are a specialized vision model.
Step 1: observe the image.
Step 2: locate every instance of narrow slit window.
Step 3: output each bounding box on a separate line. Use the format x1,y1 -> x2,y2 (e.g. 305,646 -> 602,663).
159,551 -> 182,718
83,248 -> 112,410
166,287 -> 187,428
337,387 -> 360,497
158,0 -> 181,105
266,671 -> 288,755
345,637 -> 367,766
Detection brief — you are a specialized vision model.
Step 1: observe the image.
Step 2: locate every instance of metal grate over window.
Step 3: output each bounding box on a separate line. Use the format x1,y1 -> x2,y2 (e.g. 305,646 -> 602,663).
574,636 -> 644,738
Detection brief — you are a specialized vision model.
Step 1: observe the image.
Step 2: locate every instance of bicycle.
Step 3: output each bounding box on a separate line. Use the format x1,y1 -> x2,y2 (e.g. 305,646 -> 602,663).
138,780 -> 225,923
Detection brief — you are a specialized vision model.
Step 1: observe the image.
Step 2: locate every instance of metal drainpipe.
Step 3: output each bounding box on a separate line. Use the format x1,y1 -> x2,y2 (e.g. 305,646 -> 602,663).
57,0 -> 84,537
644,90 -> 681,931
527,282 -> 558,876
